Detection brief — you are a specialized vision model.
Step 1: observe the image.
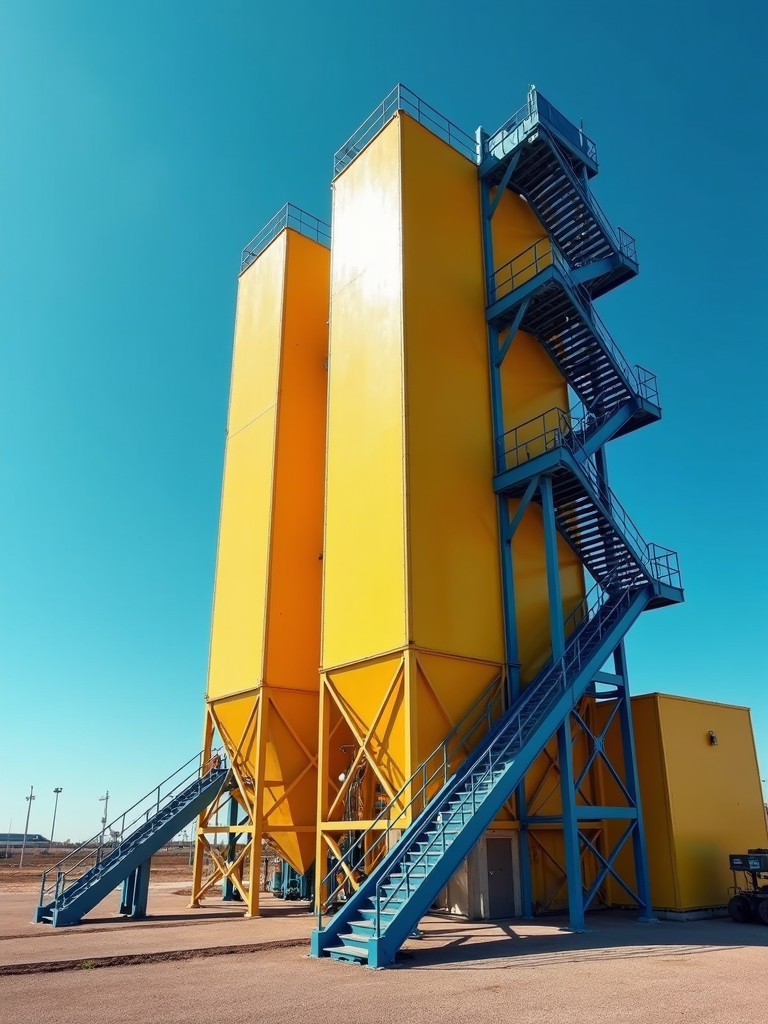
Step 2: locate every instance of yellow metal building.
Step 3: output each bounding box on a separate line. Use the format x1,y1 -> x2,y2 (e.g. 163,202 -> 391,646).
191,222 -> 330,915
437,692 -> 768,918
605,694 -> 768,914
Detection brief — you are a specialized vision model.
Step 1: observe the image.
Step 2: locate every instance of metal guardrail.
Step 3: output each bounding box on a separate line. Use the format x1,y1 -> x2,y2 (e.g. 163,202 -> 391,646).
334,84 -> 476,176
489,235 -> 560,301
38,749 -> 227,910
240,204 -> 331,274
497,406 -> 682,590
483,90 -> 636,272
484,88 -> 598,164
488,237 -> 657,408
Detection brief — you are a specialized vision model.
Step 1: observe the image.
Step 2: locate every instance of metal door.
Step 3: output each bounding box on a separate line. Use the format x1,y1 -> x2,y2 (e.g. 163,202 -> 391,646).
487,838 -> 515,919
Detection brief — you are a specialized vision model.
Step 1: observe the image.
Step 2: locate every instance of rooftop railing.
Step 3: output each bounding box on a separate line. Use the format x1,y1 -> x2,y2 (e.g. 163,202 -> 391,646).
240,204 -> 331,273
334,84 -> 476,176
484,88 -> 598,164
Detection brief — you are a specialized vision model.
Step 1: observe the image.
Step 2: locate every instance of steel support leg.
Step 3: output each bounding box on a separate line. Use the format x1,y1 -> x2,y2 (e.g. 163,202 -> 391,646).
131,858 -> 151,919
596,446 -> 653,920
614,642 -> 655,921
223,795 -> 240,902
542,475 -> 584,929
119,868 -> 136,915
556,722 -> 585,930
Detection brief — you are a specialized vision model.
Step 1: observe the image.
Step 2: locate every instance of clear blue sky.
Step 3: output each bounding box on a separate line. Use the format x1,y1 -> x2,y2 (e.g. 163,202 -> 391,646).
1,0 -> 766,843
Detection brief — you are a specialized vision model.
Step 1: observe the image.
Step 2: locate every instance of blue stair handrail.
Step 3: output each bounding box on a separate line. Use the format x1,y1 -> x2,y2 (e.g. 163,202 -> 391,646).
371,584 -> 633,932
316,674 -> 507,923
488,239 -> 656,408
482,89 -> 636,270
38,748 -> 227,911
241,205 -> 331,273
497,406 -> 681,590
316,574 -> 613,932
483,89 -> 598,165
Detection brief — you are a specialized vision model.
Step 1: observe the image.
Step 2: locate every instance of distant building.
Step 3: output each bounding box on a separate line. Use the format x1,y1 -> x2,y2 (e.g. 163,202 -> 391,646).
0,833 -> 49,846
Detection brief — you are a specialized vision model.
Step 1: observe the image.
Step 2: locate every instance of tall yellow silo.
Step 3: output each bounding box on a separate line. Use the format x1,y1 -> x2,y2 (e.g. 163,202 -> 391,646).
191,212 -> 330,916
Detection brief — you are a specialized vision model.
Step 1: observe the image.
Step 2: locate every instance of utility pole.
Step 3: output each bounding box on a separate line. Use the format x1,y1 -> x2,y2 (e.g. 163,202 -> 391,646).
98,792 -> 109,860
19,786 -> 35,869
49,788 -> 63,851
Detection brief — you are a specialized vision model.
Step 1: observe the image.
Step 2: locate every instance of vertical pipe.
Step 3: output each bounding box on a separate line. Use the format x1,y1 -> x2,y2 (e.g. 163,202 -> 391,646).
541,476 -> 565,658
189,710 -> 214,908
222,795 -> 239,901
246,692 -> 269,917
19,786 -> 34,869
498,496 -> 519,701
556,721 -> 585,930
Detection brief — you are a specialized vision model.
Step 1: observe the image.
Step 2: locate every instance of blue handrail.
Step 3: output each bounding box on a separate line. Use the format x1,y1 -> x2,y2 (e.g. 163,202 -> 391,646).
484,88 -> 598,165
374,584 -> 632,930
240,204 -> 330,273
333,84 -> 476,176
489,238 -> 656,407
498,407 -> 682,590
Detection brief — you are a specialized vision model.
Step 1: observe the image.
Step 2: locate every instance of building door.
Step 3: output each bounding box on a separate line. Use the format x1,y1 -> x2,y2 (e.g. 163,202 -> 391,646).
487,838 -> 515,919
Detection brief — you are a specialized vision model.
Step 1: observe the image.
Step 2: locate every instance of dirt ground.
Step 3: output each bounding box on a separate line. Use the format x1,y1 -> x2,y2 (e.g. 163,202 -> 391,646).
2,907 -> 767,1024
2,860 -> 767,1024
0,847 -> 195,893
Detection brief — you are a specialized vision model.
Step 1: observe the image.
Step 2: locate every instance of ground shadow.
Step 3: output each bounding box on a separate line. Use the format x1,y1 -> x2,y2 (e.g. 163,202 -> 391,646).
398,911 -> 768,970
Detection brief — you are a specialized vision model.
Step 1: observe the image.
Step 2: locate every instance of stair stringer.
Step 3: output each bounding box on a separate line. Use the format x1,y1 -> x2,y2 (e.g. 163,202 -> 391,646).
505,129 -> 636,295
36,770 -> 229,927
495,446 -> 678,605
489,266 -> 649,423
313,588 -> 650,967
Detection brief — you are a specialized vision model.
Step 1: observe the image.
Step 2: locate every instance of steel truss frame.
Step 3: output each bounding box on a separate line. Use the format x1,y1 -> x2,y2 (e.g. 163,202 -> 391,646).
190,690 -> 317,917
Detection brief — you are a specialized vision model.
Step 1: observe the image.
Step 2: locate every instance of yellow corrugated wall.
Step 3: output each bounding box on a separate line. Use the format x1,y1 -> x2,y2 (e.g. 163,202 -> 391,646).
599,693 -> 768,911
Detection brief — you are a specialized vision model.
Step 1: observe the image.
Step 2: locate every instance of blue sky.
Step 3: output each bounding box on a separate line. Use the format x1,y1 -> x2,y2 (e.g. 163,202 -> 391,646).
1,0 -> 766,842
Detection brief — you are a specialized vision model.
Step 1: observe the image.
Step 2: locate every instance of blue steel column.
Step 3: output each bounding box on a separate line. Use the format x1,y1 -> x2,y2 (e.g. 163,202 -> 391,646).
222,795 -> 242,901
541,475 -> 585,930
613,641 -> 654,919
594,444 -> 653,920
479,155 -> 532,917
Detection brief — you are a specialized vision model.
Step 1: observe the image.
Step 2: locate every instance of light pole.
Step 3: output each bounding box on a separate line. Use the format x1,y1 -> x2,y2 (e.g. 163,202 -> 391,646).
19,786 -> 35,869
98,792 -> 109,859
49,788 -> 63,851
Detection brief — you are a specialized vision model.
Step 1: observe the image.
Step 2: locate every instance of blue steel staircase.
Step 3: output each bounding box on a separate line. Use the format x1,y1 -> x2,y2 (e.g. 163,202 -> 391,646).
496,408 -> 681,610
480,91 -> 637,298
311,564 -> 679,966
34,755 -> 229,927
487,242 -> 658,444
